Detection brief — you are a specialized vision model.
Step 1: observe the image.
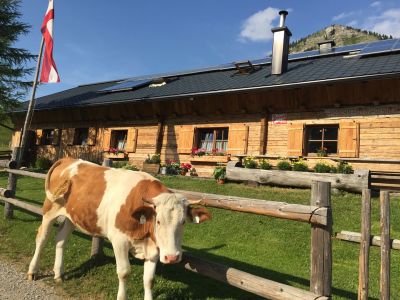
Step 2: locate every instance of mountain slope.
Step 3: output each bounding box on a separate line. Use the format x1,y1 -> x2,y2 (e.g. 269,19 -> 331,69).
289,24 -> 393,53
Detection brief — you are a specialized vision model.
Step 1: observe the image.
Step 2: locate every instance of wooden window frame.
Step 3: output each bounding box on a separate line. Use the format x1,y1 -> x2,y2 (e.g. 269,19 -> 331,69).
41,129 -> 55,145
73,128 -> 89,146
305,124 -> 339,156
196,127 -> 229,152
110,129 -> 128,150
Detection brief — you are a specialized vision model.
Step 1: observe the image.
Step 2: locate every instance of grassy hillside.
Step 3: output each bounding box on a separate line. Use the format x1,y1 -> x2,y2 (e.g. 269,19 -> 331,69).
0,118 -> 12,151
290,24 -> 393,53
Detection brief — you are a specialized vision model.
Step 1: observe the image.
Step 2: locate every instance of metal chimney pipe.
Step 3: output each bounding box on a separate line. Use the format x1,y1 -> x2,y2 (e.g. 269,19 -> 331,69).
279,10 -> 288,27
271,10 -> 292,75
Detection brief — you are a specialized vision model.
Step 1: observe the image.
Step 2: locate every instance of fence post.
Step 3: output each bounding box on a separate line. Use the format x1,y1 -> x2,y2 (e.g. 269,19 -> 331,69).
310,181 -> 332,297
380,191 -> 390,300
4,147 -> 20,219
358,189 -> 371,300
90,158 -> 112,258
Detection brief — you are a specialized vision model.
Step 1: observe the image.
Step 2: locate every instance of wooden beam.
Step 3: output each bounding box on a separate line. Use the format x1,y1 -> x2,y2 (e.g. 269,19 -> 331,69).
180,253 -> 328,300
310,181 -> 332,298
155,121 -> 164,155
259,116 -> 268,155
380,191 -> 390,300
335,231 -> 400,250
358,189 -> 371,300
170,188 -> 328,225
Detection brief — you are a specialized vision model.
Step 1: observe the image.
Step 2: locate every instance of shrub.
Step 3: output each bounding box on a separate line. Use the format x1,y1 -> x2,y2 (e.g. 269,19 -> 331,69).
293,160 -> 308,172
243,156 -> 258,169
277,159 -> 292,171
213,166 -> 226,180
122,164 -> 139,171
35,157 -> 52,170
314,161 -> 332,173
259,159 -> 272,170
337,161 -> 353,174
112,161 -> 129,168
144,154 -> 161,164
165,159 -> 180,175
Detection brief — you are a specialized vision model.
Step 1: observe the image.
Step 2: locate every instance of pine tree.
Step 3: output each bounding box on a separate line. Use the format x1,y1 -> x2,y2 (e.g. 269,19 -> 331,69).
0,0 -> 35,117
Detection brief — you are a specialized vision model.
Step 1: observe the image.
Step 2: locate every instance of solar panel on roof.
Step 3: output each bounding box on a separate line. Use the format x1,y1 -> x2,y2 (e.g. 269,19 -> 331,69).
98,79 -> 151,93
359,39 -> 400,56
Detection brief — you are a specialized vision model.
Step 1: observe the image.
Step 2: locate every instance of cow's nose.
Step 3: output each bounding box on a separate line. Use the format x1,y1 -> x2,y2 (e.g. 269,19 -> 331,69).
165,255 -> 179,264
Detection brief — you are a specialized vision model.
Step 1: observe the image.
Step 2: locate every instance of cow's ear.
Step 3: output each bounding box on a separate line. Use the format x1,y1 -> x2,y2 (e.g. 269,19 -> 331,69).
187,207 -> 212,224
132,206 -> 155,223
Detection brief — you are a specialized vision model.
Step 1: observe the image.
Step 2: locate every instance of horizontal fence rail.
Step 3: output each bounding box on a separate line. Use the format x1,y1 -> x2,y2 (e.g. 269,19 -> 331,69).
336,231 -> 400,250
0,162 -> 331,300
171,189 -> 328,225
181,253 -> 329,300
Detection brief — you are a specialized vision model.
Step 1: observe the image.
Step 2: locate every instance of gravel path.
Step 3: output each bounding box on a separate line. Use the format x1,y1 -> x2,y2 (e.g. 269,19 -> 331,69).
0,258 -> 65,300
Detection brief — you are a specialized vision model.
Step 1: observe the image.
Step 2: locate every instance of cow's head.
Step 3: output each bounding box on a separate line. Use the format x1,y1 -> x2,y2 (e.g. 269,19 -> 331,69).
134,192 -> 211,264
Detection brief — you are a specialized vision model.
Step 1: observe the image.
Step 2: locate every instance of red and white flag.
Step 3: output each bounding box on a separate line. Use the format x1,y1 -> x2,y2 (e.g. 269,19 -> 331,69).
40,0 -> 60,83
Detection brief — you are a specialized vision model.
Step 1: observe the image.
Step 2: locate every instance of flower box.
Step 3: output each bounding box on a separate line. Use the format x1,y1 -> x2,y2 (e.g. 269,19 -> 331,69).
142,163 -> 160,175
104,153 -> 126,159
190,156 -> 230,163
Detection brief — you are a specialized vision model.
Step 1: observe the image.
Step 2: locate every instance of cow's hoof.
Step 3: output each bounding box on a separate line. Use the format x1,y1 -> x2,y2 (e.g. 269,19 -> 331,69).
27,273 -> 36,281
54,277 -> 63,284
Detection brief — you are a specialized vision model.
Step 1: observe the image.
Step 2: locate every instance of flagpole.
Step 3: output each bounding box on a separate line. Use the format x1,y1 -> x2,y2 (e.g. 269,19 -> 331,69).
17,37 -> 45,167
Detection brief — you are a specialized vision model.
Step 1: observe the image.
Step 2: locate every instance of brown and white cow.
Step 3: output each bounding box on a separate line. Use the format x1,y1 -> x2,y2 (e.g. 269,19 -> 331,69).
27,158 -> 211,300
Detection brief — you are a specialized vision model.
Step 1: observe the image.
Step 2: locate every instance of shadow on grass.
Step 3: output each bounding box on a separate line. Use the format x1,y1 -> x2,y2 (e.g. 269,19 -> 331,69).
59,235 -> 362,300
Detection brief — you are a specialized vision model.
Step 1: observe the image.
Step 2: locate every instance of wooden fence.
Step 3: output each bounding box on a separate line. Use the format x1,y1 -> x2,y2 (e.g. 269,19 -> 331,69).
334,189 -> 395,300
0,151 -> 332,300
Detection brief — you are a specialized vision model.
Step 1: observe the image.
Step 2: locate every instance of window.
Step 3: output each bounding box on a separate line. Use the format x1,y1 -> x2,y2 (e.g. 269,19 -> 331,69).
197,128 -> 228,152
110,130 -> 128,150
41,129 -> 55,145
73,128 -> 89,146
305,125 -> 339,156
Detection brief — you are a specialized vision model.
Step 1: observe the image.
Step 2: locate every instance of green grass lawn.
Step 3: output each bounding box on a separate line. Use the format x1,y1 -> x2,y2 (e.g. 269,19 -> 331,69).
0,173 -> 399,299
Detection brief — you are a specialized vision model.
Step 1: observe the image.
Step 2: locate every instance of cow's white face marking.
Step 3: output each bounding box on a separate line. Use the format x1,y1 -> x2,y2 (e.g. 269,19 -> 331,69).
152,193 -> 187,264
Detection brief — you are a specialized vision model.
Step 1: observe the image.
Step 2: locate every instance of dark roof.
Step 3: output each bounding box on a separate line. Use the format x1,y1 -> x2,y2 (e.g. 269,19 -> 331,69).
18,39 -> 400,112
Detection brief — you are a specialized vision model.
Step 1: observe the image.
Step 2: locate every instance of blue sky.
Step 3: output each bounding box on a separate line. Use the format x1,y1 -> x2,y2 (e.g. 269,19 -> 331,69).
15,0 -> 400,97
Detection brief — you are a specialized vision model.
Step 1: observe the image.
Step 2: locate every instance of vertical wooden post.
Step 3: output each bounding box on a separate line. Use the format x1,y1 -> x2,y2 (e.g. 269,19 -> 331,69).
4,147 -> 20,219
310,181 -> 332,297
380,191 -> 390,300
259,116 -> 268,155
358,189 -> 371,300
90,158 -> 112,258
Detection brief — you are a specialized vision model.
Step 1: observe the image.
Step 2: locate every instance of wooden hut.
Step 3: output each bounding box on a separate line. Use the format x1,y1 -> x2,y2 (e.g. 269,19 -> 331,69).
9,15 -> 400,186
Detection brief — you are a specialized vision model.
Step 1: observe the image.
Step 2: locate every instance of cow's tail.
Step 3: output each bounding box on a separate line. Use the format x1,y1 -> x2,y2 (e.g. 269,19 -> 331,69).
45,160 -> 71,202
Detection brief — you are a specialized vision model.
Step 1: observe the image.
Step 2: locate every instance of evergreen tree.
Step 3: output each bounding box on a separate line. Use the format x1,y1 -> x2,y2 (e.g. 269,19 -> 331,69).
0,0 -> 35,117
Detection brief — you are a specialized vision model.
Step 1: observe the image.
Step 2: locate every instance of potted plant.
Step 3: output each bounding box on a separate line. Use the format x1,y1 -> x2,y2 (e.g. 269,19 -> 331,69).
180,162 -> 192,176
160,163 -> 167,175
213,166 -> 226,184
142,154 -> 161,174
190,168 -> 198,177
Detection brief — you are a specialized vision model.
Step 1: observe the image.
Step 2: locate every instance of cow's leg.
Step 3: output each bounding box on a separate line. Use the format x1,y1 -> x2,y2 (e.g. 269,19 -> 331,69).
27,214 -> 57,280
143,259 -> 157,300
112,240 -> 131,300
53,218 -> 75,282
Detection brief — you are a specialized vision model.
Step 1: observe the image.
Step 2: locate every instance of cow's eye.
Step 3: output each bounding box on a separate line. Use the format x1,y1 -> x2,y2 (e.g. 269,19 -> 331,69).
157,220 -> 160,225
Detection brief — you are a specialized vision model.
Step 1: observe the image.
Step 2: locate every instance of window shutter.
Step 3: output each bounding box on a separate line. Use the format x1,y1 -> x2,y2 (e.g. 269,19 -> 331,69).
35,129 -> 43,145
338,121 -> 359,158
11,131 -> 21,147
52,129 -> 61,146
103,128 -> 112,151
287,123 -> 304,156
227,124 -> 249,155
125,127 -> 138,152
65,128 -> 75,145
178,125 -> 195,154
87,127 -> 97,146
